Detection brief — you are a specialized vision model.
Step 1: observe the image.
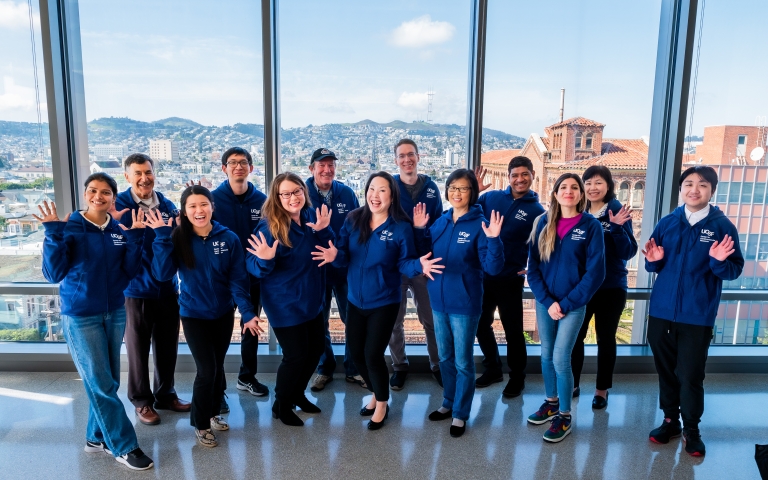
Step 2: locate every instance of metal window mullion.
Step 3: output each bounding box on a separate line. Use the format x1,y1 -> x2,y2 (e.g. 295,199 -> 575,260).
464,0 -> 488,171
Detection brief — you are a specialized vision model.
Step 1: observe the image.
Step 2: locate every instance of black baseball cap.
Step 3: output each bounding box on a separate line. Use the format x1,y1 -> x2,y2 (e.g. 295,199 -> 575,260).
310,148 -> 338,164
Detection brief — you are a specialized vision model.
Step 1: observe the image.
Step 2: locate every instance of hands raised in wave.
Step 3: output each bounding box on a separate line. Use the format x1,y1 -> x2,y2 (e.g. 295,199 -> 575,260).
33,200 -> 70,223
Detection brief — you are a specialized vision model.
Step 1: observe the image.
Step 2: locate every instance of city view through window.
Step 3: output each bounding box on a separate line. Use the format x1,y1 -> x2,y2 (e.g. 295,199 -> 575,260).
0,0 -> 766,346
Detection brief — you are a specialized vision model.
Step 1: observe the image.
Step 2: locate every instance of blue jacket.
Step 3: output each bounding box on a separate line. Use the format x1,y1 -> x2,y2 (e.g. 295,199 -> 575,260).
41,211 -> 144,316
116,188 -> 179,299
477,188 -> 545,278
151,221 -> 256,322
527,213 -> 606,314
305,177 -> 360,285
645,205 -> 743,327
246,209 -> 335,328
421,206 -> 504,316
333,214 -> 423,310
211,180 -> 267,285
395,174 -> 444,228
594,198 -> 639,290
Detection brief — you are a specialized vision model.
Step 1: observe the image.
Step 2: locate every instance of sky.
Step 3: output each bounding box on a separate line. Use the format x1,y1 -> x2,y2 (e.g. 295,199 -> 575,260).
1,0 -> 768,140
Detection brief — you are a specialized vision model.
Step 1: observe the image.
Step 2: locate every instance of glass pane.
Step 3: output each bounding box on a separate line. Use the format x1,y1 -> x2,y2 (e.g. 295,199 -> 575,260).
713,301 -> 768,345
0,294 -> 63,342
716,181 -> 729,203
0,0 -> 55,282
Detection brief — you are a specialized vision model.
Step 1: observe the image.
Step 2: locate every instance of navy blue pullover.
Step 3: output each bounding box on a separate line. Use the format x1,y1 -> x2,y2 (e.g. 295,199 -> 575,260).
394,174 -> 444,228
593,198 -> 638,290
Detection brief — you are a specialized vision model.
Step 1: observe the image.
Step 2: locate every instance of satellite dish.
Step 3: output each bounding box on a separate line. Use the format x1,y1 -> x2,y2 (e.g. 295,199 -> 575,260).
750,147 -> 765,162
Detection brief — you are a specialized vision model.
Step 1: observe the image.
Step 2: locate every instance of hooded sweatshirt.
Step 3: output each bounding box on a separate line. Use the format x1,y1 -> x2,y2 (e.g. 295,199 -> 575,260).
305,177 -> 360,285
151,221 -> 256,322
42,211 -> 145,316
395,174 -> 444,228
422,205 -> 504,315
246,208 -> 335,328
116,188 -> 179,298
332,215 -> 423,310
593,198 -> 639,290
527,212 -> 606,314
477,187 -> 546,278
645,205 -> 743,327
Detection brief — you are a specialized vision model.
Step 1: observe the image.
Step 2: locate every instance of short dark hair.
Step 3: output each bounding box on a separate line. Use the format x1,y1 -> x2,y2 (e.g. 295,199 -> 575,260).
394,139 -> 419,155
582,165 -> 616,204
221,147 -> 253,166
124,153 -> 154,170
445,168 -> 479,206
679,165 -> 718,193
84,172 -> 118,196
507,156 -> 534,174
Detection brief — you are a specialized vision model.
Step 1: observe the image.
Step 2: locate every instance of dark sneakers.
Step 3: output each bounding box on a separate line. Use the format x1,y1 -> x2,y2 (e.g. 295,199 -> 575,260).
115,448 -> 154,471
683,428 -> 706,457
389,371 -> 408,391
527,399 -> 560,425
237,379 -> 269,397
543,414 -> 572,443
220,396 -> 230,415
649,418 -> 682,444
475,371 -> 503,388
502,379 -> 524,398
84,440 -> 112,454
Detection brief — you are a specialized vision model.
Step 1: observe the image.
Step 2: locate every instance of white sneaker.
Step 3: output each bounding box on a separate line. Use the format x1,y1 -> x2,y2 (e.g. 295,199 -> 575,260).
310,374 -> 333,392
210,415 -> 229,431
115,448 -> 154,470
84,440 -> 112,455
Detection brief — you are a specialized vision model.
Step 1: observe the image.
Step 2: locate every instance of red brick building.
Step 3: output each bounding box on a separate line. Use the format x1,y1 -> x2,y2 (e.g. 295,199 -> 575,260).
693,125 -> 768,166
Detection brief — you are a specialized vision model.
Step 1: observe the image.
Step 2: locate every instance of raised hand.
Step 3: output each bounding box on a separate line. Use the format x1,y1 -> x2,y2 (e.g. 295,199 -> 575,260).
413,202 -> 429,228
481,210 -> 504,238
312,240 -> 338,267
108,203 -> 130,221
33,200 -> 69,223
118,209 -> 147,230
247,232 -> 279,260
307,204 -> 332,231
608,204 -> 633,226
641,238 -> 664,262
548,302 -> 564,320
242,318 -> 264,336
419,252 -> 445,281
144,209 -> 173,229
709,234 -> 736,261
474,166 -> 492,192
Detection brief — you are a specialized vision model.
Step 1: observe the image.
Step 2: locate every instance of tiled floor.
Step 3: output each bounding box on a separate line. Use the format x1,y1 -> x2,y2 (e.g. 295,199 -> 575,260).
0,372 -> 764,479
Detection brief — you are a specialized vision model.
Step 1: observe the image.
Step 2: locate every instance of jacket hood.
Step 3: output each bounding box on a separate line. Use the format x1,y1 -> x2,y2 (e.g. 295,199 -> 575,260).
503,187 -> 541,203
214,180 -> 258,201
440,204 -> 485,223
671,204 -> 725,225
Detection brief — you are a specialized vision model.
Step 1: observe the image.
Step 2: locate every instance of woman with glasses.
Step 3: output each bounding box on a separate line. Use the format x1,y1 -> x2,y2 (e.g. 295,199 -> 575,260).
313,171 -> 443,431
247,172 -> 333,427
526,173 -> 605,443
418,169 -> 504,438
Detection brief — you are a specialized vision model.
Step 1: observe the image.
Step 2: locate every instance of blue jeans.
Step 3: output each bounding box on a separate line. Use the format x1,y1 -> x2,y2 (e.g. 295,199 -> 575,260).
62,307 -> 139,457
317,281 -> 358,377
535,302 -> 586,414
433,310 -> 481,421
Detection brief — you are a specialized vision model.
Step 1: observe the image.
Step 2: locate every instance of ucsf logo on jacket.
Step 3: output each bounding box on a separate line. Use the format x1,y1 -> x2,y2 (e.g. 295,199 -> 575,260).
116,188 -> 179,299
332,215 -> 422,310
477,188 -> 545,278
41,211 -> 144,316
595,198 -> 639,290
246,209 -> 335,328
421,205 -> 504,316
394,174 -> 444,228
306,177 -> 360,285
527,213 -> 605,314
645,205 -> 743,327
151,221 -> 256,322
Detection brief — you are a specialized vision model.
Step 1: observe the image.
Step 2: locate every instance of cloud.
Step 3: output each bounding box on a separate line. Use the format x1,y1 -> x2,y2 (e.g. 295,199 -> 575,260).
318,103 -> 355,114
0,1 -> 38,29
0,76 -> 45,112
390,15 -> 455,49
397,91 -> 429,110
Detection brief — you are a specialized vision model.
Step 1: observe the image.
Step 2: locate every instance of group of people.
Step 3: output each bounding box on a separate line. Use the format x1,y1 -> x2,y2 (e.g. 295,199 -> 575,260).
38,137 -> 743,471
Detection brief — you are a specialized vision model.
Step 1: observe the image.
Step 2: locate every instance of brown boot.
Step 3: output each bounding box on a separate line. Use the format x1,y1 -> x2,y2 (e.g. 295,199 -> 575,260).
135,405 -> 161,425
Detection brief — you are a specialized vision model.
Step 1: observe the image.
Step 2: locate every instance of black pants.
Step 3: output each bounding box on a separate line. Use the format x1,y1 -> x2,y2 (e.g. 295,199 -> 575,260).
124,295 -> 181,408
182,311 -> 234,429
271,313 -> 325,404
238,283 -> 262,384
647,316 -> 712,430
476,276 -> 526,385
346,302 -> 401,402
571,288 -> 627,390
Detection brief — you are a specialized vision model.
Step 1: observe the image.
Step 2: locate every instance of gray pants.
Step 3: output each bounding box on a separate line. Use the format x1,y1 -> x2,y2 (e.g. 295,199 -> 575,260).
388,274 -> 440,372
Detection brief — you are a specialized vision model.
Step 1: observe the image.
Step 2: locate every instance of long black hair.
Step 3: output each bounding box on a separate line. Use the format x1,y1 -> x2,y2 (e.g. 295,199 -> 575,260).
582,165 -> 616,208
172,185 -> 214,269
348,171 -> 411,244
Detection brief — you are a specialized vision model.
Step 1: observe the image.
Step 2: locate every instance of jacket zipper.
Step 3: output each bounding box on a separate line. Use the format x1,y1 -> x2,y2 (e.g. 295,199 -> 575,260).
442,221 -> 457,308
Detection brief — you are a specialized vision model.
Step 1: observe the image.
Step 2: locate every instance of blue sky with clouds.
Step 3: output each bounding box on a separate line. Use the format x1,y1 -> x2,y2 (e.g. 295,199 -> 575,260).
1,0 -> 767,140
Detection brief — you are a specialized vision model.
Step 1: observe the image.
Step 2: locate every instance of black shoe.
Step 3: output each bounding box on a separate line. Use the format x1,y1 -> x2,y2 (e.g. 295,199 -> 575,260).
236,379 -> 269,397
84,440 -> 112,455
389,371 -> 408,391
367,405 -> 390,430
359,405 -> 375,416
450,423 -> 466,438
272,400 -> 304,426
295,396 -> 321,413
115,448 -> 154,471
432,369 -> 443,387
428,409 -> 452,421
475,371 -> 504,388
592,392 -> 608,409
649,418 -> 682,444
502,379 -> 524,398
219,396 -> 230,414
683,428 -> 706,457
572,386 -> 580,398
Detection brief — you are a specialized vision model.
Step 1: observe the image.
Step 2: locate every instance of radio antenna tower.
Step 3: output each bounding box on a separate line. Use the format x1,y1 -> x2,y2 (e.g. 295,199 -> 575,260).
427,87 -> 434,123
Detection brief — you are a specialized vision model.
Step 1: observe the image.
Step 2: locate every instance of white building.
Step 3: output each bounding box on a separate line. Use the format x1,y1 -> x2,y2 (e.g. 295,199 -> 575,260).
150,140 -> 180,162
92,144 -> 128,160
89,160 -> 122,175
445,149 -> 456,167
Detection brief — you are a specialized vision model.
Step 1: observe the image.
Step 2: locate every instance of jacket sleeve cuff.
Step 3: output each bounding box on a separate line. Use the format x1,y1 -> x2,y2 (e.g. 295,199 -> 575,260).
123,228 -> 145,241
43,221 -> 66,234
153,226 -> 173,239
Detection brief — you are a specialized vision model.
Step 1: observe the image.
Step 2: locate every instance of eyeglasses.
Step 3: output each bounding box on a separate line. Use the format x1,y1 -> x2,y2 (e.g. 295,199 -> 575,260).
278,188 -> 304,200
396,152 -> 418,160
226,160 -> 250,168
447,186 -> 472,193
